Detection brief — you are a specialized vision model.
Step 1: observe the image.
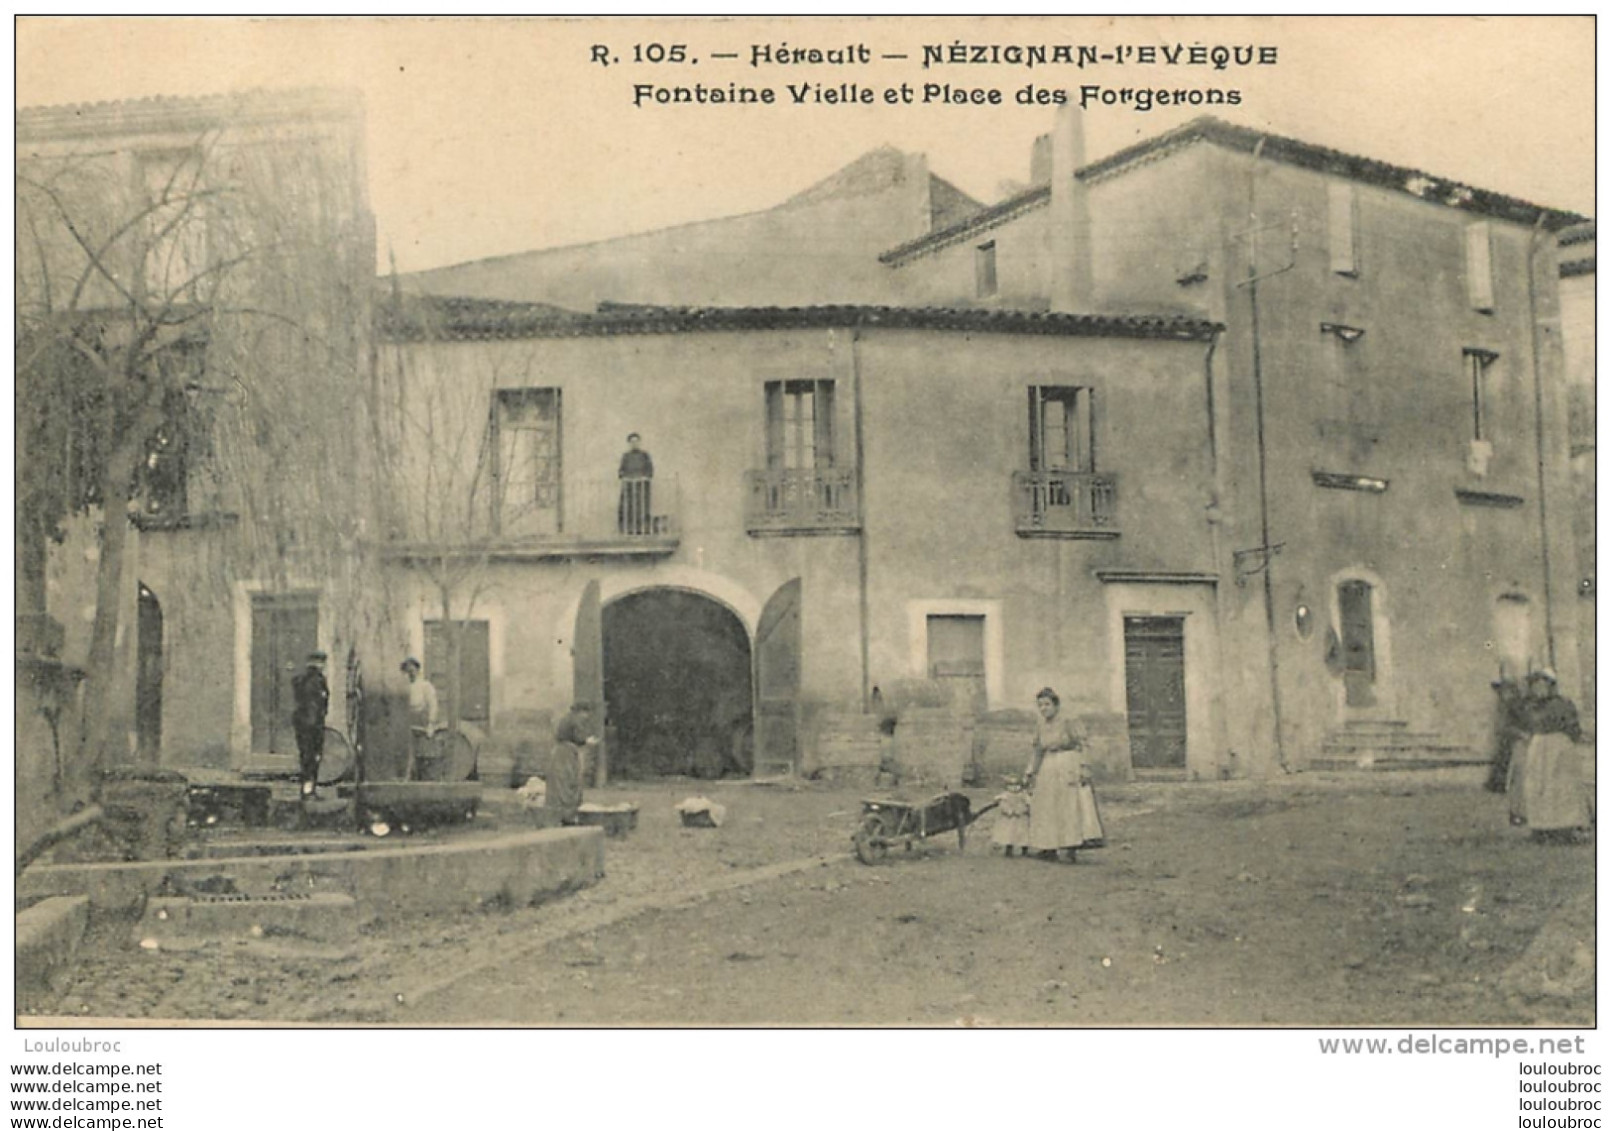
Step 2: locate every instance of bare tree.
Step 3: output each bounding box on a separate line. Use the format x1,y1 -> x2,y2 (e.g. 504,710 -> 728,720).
372,296 -> 555,737
16,100 -> 381,802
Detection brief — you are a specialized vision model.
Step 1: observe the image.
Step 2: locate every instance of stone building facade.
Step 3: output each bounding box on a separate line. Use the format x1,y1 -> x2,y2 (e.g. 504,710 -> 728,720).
393,111 -> 1585,780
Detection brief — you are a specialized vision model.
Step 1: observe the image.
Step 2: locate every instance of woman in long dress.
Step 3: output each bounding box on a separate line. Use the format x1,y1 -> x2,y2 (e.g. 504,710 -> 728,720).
1508,669 -> 1590,843
1025,687 -> 1105,863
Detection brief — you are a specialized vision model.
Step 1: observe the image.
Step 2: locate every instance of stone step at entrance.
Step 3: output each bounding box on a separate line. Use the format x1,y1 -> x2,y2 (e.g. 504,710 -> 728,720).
1312,720 -> 1485,771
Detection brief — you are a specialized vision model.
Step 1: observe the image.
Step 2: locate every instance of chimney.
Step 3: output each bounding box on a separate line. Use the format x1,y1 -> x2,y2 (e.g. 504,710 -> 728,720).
1048,106 -> 1093,313
1029,133 -> 1052,184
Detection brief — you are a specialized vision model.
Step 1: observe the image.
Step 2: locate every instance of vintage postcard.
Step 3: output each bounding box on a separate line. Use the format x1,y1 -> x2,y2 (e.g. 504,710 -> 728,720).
12,11 -> 1597,1117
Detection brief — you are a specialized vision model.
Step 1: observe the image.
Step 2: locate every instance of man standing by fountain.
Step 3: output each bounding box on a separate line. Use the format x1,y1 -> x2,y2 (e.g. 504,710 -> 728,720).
291,651 -> 330,799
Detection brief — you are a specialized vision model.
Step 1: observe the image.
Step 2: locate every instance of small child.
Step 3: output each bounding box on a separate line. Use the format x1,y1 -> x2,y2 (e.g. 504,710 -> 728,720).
992,775 -> 1032,857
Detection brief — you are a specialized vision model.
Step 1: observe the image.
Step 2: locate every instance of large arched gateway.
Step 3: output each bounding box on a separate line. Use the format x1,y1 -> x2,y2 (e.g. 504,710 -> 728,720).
601,589 -> 754,779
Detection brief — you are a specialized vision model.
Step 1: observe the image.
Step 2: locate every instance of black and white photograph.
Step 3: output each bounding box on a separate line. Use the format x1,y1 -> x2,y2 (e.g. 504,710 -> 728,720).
11,13 -> 1598,1122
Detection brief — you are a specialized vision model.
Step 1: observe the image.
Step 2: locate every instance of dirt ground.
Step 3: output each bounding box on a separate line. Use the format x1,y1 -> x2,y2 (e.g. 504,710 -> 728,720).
32,769 -> 1595,1027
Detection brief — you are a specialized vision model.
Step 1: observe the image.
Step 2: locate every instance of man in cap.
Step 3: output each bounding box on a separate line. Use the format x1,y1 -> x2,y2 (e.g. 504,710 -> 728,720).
1485,673 -> 1528,793
291,651 -> 331,798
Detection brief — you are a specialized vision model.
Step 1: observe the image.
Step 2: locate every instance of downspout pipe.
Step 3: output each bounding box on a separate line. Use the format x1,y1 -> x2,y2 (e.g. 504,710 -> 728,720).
1245,136 -> 1288,772
852,329 -> 871,711
1525,215 -> 1557,669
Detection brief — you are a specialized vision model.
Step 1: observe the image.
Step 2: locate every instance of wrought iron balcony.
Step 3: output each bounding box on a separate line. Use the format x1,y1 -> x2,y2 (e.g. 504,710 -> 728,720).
745,467 -> 860,534
1012,470 -> 1118,538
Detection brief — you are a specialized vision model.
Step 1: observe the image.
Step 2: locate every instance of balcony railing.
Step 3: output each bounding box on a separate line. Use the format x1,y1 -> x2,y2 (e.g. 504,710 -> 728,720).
745,467 -> 860,534
1012,470 -> 1118,537
386,476 -> 679,563
500,474 -> 678,544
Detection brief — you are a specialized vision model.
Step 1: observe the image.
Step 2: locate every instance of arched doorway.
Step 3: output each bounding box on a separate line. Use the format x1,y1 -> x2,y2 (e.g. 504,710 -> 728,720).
602,589 -> 754,779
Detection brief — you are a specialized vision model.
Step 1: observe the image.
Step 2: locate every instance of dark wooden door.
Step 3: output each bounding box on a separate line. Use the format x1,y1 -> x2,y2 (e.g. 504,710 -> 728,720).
1124,616 -> 1187,768
1338,580 -> 1377,707
754,578 -> 801,776
250,594 -> 318,753
135,584 -> 163,763
573,579 -> 605,784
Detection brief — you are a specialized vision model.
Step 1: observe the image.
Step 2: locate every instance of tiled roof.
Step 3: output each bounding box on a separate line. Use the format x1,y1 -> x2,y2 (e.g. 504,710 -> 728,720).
1559,222 -> 1596,248
379,294 -> 1221,344
882,116 -> 1584,264
1560,257 -> 1595,279
881,186 -> 1049,265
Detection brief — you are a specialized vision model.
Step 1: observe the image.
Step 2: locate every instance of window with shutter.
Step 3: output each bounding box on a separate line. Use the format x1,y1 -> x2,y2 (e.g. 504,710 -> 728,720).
1466,222 -> 1495,312
1327,182 -> 1359,277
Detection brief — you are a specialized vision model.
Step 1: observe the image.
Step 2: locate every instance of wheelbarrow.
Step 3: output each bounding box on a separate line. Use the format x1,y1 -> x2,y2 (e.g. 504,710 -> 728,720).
852,791 -> 999,865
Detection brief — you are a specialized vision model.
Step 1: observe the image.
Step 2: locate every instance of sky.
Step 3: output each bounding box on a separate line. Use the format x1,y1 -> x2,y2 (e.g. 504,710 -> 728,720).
16,16 -> 1597,275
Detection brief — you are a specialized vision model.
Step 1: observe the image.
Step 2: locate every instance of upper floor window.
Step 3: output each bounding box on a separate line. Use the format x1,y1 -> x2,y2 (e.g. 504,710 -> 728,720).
765,380 -> 835,470
139,149 -> 209,303
1015,384 -> 1115,536
1465,348 -> 1499,443
1028,385 -> 1094,473
140,343 -> 208,520
1327,182 -> 1359,277
749,379 -> 856,533
1465,221 -> 1495,312
491,388 -> 561,534
975,240 -> 998,298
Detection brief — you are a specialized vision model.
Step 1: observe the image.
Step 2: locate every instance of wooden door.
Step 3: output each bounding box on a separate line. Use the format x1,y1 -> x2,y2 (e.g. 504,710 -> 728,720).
249,593 -> 318,753
754,578 -> 801,777
573,579 -> 605,785
425,619 -> 491,723
927,614 -> 986,714
1124,616 -> 1187,768
135,584 -> 163,763
1338,580 -> 1377,707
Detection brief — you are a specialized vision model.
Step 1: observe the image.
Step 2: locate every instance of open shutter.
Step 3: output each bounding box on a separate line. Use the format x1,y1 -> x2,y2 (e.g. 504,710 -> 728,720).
573,579 -> 605,785
754,578 -> 802,777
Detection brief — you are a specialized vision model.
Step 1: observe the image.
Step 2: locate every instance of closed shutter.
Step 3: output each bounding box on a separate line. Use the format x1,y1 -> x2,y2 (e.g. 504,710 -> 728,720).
1466,222 -> 1495,312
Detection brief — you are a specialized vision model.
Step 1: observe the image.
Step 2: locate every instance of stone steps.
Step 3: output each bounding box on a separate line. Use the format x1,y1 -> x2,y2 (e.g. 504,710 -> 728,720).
1313,724 -> 1485,771
1312,719 -> 1485,771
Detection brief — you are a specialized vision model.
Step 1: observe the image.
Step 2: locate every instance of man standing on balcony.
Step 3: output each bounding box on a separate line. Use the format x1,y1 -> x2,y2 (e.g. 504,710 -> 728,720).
617,432 -> 654,535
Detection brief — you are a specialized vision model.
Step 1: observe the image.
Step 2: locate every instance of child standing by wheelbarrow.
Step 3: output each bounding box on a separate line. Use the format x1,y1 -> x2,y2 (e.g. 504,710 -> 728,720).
992,775 -> 1032,857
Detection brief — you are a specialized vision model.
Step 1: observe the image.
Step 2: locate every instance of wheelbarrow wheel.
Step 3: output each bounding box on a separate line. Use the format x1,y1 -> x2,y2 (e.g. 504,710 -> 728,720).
853,814 -> 887,865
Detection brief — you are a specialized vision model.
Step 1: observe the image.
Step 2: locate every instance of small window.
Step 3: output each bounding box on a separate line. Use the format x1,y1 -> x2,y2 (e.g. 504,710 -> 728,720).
1327,182 -> 1359,277
1466,222 -> 1495,312
1028,386 -> 1095,473
1465,348 -> 1499,442
765,380 -> 835,470
927,613 -> 986,713
975,241 -> 998,299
